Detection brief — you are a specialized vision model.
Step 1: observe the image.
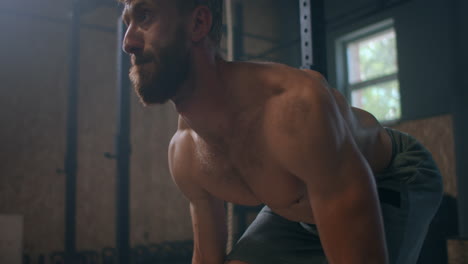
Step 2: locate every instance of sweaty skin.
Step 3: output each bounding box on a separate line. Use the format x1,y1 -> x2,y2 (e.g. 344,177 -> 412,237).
170,65 -> 392,223
122,1 -> 390,263
168,62 -> 391,264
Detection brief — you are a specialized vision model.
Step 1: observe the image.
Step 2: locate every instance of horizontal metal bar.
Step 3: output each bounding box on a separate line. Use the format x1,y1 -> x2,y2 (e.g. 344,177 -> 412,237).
347,73 -> 399,90
244,38 -> 301,60
221,25 -> 281,43
243,32 -> 280,42
327,0 -> 412,31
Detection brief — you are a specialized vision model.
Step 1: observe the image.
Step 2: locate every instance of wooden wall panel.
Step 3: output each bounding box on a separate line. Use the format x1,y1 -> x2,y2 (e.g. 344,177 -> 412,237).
129,101 -> 192,245
0,14 -> 68,259
216,0 -> 300,65
0,4 -> 192,257
75,24 -> 118,251
0,4 -> 123,259
1,0 -> 70,21
392,114 -> 457,197
242,0 -> 278,56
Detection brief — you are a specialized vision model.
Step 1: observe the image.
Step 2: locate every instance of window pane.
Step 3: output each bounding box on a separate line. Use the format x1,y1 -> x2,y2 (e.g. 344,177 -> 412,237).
347,29 -> 398,84
351,80 -> 401,121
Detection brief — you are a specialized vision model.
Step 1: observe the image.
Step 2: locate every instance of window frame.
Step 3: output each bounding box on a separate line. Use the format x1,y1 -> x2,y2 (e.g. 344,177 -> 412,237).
335,18 -> 401,124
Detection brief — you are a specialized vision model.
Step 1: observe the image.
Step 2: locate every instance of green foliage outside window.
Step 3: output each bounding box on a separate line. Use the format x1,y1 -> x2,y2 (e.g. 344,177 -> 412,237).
358,31 -> 398,82
351,80 -> 401,121
347,28 -> 401,122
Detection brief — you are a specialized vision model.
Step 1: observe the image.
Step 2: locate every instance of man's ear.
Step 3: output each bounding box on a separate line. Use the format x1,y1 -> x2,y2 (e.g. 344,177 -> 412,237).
189,6 -> 213,42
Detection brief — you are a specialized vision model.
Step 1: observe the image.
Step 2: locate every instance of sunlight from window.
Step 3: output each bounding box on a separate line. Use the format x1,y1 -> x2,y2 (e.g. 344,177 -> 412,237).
345,26 -> 401,122
351,80 -> 401,121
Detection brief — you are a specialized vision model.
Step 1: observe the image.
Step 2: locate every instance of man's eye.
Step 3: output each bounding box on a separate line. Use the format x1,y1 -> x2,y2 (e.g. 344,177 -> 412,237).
137,11 -> 151,23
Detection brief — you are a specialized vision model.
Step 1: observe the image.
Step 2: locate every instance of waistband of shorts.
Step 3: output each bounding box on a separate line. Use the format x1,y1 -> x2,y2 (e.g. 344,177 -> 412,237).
384,127 -> 398,165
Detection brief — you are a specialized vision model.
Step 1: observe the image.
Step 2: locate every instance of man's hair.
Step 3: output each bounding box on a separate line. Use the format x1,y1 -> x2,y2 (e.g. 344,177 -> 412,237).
119,0 -> 223,47
177,0 -> 224,47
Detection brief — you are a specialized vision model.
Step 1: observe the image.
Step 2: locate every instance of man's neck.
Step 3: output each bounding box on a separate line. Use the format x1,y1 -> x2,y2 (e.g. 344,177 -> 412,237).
172,55 -> 234,137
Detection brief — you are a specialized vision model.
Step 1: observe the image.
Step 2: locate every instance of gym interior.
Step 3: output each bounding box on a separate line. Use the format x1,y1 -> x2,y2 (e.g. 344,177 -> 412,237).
0,0 -> 467,263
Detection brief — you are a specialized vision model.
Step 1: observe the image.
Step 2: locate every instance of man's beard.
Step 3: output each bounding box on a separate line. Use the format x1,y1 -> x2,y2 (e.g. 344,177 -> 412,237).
129,29 -> 190,105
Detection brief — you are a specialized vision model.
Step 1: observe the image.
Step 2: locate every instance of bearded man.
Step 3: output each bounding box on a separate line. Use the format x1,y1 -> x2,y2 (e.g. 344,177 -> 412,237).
120,0 -> 443,263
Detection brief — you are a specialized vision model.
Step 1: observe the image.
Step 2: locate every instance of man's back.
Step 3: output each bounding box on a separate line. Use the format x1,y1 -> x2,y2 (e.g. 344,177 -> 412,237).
169,61 -> 391,264
169,62 -> 391,223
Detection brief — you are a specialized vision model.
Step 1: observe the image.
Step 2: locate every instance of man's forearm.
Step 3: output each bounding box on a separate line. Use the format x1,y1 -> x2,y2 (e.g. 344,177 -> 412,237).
192,252 -> 226,264
311,186 -> 389,264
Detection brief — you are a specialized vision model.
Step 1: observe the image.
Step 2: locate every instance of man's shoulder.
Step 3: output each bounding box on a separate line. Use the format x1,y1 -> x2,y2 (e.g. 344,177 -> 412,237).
246,62 -> 328,98
168,119 -> 196,180
233,61 -> 328,105
169,127 -> 194,167
261,66 -> 342,150
168,124 -> 211,200
261,65 -> 332,118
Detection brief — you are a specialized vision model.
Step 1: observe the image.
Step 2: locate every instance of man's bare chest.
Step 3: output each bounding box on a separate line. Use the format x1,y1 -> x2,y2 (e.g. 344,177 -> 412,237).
191,127 -> 307,211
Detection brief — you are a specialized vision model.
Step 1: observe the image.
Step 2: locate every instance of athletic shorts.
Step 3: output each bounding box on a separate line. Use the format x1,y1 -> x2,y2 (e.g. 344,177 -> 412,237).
226,128 -> 443,264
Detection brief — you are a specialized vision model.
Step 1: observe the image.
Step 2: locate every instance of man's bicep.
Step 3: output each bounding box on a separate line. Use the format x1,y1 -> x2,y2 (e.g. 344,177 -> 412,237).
168,130 -> 208,200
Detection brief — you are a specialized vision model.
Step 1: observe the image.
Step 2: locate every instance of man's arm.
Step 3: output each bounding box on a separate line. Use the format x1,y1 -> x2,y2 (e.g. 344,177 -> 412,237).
189,194 -> 227,264
266,77 -> 389,264
169,128 -> 227,264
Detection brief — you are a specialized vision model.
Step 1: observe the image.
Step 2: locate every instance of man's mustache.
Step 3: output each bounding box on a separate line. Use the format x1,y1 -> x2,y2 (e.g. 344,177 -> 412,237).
132,54 -> 154,65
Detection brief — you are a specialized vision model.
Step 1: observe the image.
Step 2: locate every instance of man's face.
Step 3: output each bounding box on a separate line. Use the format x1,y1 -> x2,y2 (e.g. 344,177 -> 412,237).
123,0 -> 191,105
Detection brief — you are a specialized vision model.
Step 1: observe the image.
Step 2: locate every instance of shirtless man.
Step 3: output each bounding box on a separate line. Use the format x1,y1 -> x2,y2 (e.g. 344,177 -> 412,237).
120,0 -> 443,263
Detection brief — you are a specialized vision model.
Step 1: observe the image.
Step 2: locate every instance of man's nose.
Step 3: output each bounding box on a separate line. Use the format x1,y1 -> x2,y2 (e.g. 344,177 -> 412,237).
123,24 -> 143,55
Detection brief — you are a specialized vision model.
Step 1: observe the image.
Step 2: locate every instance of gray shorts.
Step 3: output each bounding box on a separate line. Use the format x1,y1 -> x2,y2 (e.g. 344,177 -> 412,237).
226,128 -> 443,264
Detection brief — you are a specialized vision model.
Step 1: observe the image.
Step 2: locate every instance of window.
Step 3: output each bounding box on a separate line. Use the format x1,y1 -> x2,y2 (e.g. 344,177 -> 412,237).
337,19 -> 401,122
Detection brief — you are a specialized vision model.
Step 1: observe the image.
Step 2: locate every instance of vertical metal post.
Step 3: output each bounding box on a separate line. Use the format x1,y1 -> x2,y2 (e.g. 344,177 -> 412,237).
226,0 -> 234,61
64,0 -> 80,262
299,0 -> 327,76
454,0 -> 468,238
299,0 -> 313,69
233,1 -> 244,60
225,0 -> 235,254
116,15 -> 132,264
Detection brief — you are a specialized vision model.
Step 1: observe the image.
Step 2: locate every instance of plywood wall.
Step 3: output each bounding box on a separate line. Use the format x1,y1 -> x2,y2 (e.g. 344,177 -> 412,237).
391,114 -> 457,197
0,11 -> 69,260
129,102 -> 192,245
75,25 -> 119,252
1,2 -> 193,260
